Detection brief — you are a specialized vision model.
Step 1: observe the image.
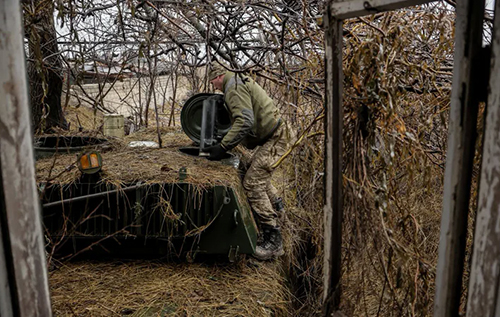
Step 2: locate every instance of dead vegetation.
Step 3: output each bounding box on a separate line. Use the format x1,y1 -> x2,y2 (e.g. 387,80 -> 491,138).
49,260 -> 291,316
337,5 -> 468,316
64,104 -> 104,133
36,129 -> 240,188
25,0 -> 487,315
39,127 -> 292,316
265,3 -> 467,316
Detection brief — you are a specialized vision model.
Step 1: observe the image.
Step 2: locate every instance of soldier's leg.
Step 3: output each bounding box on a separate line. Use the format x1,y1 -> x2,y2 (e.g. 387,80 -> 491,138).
243,147 -> 277,227
245,123 -> 292,225
238,151 -> 253,181
266,180 -> 286,223
247,123 -> 292,260
266,181 -> 279,204
266,122 -> 292,215
244,145 -> 283,260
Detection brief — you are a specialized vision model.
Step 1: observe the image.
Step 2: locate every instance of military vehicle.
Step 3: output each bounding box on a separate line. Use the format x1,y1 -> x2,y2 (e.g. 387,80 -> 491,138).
38,93 -> 257,261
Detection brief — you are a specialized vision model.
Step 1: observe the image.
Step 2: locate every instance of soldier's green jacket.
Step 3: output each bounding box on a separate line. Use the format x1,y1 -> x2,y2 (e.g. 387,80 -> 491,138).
221,72 -> 281,150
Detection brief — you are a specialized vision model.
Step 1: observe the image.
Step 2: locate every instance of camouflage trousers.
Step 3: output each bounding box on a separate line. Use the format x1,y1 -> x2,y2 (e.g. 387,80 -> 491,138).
241,121 -> 293,227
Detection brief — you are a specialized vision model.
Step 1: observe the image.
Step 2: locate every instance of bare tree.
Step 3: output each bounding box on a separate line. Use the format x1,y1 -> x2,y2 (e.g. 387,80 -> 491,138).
24,0 -> 68,133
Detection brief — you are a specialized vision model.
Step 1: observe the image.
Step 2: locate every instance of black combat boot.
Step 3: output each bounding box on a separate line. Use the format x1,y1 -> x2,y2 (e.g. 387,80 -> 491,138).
253,225 -> 284,261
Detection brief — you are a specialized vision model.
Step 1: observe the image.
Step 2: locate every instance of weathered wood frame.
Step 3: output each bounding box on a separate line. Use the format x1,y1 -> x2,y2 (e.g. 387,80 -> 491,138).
323,3 -> 344,314
434,1 -> 486,316
328,0 -> 437,19
465,0 -> 500,315
0,0 -> 493,315
323,0 -> 485,315
0,1 -> 52,316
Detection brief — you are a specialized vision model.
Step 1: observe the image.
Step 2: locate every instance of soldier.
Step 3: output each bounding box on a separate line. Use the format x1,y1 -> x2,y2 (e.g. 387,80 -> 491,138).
205,64 -> 292,261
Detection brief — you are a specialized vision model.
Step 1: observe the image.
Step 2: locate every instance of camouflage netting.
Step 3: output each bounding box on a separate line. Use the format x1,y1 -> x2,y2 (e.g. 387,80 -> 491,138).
40,127 -> 293,316
35,127 -> 241,189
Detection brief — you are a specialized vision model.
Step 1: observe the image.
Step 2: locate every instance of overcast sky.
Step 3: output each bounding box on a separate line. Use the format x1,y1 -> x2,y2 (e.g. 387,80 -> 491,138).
487,0 -> 495,10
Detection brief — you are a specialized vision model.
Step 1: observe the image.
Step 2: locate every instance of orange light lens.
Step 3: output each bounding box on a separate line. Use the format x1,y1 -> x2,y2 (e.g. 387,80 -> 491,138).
80,155 -> 90,169
90,153 -> 99,167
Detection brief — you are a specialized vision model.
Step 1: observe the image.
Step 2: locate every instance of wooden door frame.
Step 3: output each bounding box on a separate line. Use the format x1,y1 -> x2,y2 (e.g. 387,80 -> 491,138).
322,1 -> 486,315
0,1 -> 52,315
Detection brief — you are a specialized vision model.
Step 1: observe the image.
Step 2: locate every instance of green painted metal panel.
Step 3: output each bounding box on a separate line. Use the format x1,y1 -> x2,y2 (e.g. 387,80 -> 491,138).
198,186 -> 258,256
40,182 -> 257,259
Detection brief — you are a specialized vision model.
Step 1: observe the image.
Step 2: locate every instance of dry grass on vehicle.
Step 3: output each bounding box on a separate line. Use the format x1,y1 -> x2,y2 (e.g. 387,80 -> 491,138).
35,128 -> 241,190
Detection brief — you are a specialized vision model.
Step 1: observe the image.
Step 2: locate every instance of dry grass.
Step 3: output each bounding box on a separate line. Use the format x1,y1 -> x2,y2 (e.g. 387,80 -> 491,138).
49,259 -> 291,316
39,123 -> 294,316
341,169 -> 444,316
35,128 -> 241,189
63,104 -> 104,133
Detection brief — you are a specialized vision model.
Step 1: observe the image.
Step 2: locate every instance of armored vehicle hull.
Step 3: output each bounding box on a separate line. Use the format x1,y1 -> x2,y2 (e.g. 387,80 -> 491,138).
41,181 -> 257,261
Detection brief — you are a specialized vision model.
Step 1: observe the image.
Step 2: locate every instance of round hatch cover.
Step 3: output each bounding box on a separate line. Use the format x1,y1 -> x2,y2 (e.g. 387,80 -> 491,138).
180,93 -> 231,144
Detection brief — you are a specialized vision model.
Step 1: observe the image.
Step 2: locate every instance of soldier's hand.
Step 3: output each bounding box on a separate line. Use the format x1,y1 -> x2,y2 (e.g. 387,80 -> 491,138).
205,144 -> 227,161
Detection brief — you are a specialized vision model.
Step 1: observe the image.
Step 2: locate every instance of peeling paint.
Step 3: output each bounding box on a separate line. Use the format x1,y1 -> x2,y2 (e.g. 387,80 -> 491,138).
466,0 -> 500,314
0,0 -> 52,315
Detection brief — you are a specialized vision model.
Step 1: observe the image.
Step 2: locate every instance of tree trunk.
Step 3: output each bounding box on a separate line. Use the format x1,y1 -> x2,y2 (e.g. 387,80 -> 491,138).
24,0 -> 68,134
